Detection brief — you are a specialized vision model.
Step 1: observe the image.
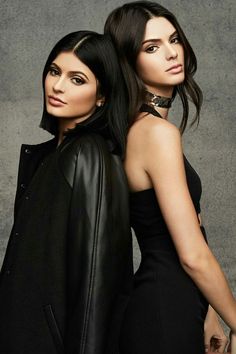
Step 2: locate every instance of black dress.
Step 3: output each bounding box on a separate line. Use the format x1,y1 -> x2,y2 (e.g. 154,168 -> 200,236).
119,105 -> 208,354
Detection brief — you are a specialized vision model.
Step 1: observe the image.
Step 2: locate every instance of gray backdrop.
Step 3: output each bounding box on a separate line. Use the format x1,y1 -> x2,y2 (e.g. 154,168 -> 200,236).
0,0 -> 235,307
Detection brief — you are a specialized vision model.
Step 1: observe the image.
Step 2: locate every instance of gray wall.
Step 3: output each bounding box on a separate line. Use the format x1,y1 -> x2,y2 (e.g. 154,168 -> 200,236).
0,0 -> 235,301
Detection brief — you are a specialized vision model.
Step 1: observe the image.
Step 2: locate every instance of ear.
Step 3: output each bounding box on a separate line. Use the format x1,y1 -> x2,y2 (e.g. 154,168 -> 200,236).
96,96 -> 105,107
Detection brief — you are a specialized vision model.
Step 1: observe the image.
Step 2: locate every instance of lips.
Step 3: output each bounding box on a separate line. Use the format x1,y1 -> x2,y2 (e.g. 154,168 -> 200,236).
166,64 -> 183,72
48,95 -> 67,107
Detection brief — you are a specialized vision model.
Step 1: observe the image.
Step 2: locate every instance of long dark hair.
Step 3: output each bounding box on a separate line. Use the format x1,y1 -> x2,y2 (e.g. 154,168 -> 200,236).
104,1 -> 202,133
40,31 -> 128,156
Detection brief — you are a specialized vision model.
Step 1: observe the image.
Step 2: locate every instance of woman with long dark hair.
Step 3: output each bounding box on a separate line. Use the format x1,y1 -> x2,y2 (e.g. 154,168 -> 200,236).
105,2 -> 236,353
0,31 -> 132,354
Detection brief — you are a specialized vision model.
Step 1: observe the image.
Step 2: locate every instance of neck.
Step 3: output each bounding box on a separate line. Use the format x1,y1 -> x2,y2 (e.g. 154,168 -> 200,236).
144,90 -> 173,120
57,114 -> 92,146
154,106 -> 169,119
147,86 -> 174,98
57,119 -> 73,146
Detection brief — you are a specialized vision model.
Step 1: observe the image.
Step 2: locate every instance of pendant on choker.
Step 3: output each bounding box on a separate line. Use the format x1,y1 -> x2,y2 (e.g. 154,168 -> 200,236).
145,91 -> 173,109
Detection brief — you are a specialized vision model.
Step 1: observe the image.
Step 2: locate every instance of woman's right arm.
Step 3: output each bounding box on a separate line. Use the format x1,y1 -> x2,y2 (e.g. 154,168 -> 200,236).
142,117 -> 236,340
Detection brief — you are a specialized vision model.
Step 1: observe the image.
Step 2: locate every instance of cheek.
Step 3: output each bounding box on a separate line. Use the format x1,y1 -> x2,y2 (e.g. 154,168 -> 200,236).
136,56 -> 148,80
68,86 -> 97,110
136,55 -> 162,82
179,46 -> 184,62
44,74 -> 52,95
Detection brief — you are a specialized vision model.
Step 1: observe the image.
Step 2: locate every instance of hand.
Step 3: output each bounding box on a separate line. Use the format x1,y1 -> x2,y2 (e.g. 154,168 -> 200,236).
227,331 -> 236,354
204,306 -> 228,353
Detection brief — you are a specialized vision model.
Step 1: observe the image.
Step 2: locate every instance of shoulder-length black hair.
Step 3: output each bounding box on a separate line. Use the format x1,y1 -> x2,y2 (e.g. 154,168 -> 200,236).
104,1 -> 203,133
40,30 -> 128,156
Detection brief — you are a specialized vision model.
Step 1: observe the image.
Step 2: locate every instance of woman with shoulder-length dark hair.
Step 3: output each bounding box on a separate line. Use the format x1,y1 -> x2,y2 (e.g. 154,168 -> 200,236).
105,2 -> 236,353
0,30 -> 133,354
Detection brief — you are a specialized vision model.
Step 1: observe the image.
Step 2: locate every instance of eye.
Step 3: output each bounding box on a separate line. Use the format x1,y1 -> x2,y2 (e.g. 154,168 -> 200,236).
171,36 -> 180,44
145,45 -> 159,53
71,77 -> 85,85
49,67 -> 60,76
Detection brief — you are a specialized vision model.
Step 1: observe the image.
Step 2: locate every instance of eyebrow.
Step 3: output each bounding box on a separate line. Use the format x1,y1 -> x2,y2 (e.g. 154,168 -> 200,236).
142,30 -> 178,45
50,62 -> 89,80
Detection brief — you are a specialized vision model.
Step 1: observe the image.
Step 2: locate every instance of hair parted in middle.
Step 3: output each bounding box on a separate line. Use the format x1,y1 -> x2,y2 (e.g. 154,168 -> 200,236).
40,30 -> 129,156
104,1 -> 203,133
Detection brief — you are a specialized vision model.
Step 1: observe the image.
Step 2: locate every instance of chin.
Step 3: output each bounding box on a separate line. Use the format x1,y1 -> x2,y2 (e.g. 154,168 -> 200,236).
166,79 -> 184,88
171,73 -> 185,84
46,106 -> 64,118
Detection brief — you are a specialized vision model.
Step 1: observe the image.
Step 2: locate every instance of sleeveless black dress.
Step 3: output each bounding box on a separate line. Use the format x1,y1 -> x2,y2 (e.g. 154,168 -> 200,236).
119,105 -> 208,354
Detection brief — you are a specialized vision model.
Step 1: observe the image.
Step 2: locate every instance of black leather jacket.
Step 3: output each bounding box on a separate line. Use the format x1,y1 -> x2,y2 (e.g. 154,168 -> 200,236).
0,132 -> 133,354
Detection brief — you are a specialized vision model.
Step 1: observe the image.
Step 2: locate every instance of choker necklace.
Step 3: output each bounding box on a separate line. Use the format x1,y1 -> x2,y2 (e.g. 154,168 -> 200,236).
145,91 -> 173,109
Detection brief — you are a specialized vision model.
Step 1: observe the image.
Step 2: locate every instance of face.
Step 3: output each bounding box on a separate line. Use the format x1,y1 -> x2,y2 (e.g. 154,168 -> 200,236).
136,16 -> 185,97
45,51 -> 103,124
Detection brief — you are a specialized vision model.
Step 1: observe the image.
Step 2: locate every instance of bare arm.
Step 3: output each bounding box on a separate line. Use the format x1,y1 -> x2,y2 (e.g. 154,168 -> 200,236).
143,119 -> 236,334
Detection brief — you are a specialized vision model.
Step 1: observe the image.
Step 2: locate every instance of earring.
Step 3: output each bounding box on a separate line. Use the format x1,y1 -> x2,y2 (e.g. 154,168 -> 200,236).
97,101 -> 104,107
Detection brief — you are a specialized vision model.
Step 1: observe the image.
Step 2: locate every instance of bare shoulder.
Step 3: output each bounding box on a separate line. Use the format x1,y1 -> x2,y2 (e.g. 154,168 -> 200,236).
125,113 -> 183,191
128,112 -> 181,149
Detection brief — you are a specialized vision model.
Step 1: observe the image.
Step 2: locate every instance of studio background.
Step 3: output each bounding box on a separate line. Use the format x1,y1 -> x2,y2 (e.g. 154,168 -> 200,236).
0,0 -> 235,305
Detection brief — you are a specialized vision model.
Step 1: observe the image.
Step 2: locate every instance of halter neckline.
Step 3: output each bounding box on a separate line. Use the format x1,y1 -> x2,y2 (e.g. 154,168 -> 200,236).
139,103 -> 163,118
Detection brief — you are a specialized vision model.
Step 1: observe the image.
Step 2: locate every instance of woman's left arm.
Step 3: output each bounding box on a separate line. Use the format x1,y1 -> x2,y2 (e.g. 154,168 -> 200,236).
198,214 -> 228,352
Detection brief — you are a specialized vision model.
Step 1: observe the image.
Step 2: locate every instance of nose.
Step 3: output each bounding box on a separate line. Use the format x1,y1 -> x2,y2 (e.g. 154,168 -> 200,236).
165,44 -> 178,60
53,76 -> 65,93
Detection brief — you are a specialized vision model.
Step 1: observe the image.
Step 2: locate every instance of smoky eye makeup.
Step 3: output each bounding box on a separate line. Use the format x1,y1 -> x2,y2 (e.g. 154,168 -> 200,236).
141,40 -> 159,53
47,60 -> 90,84
145,45 -> 159,53
169,31 -> 181,43
69,70 -> 89,82
48,64 -> 60,76
71,76 -> 85,85
170,35 -> 180,43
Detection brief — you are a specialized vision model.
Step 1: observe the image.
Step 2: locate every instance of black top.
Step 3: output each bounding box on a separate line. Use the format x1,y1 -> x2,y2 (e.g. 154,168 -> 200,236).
130,105 -> 202,247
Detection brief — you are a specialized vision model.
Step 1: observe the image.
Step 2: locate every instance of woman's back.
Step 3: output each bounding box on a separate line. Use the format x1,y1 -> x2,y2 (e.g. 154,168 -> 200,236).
120,108 -> 208,354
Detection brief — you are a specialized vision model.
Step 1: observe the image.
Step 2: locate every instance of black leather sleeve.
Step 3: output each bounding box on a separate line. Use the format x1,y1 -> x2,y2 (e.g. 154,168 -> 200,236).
64,134 -> 133,354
